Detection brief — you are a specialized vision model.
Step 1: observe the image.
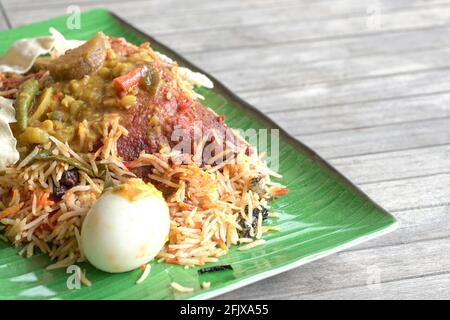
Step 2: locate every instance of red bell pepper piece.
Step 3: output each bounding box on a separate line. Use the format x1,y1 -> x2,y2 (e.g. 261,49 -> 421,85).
113,66 -> 142,94
273,188 -> 288,196
178,95 -> 193,111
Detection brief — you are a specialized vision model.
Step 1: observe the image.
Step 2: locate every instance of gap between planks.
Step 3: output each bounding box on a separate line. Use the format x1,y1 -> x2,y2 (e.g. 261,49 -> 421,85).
286,270 -> 450,300
178,19 -> 450,55
218,237 -> 450,299
4,0 -> 450,37
326,142 -> 450,161
237,65 -> 450,96
135,1 -> 450,37
0,1 -> 11,29
263,89 -> 450,115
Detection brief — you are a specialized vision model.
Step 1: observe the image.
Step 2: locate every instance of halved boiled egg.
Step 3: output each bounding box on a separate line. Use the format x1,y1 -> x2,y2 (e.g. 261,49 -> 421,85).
81,178 -> 170,273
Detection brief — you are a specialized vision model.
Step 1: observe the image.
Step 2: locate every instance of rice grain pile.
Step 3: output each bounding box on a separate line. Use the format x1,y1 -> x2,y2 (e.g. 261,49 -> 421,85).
0,35 -> 287,271
0,118 -> 284,268
149,148 -> 283,266
0,114 -> 132,269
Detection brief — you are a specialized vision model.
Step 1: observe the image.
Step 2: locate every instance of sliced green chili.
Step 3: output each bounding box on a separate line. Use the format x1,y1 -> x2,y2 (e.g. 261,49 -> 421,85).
33,150 -> 95,177
140,64 -> 161,97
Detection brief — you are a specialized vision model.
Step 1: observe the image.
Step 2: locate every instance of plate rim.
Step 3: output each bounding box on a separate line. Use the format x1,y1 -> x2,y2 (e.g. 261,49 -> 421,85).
0,9 -> 398,300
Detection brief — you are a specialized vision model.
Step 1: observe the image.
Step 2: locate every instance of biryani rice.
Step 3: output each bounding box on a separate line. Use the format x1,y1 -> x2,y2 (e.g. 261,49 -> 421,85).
0,33 -> 286,273
0,115 -> 284,268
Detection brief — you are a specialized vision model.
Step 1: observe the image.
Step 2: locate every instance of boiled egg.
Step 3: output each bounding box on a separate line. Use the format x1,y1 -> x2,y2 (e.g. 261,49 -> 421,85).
81,179 -> 170,273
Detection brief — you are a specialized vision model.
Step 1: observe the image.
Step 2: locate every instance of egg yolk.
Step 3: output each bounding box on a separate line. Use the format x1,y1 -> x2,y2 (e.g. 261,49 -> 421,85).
113,178 -> 163,202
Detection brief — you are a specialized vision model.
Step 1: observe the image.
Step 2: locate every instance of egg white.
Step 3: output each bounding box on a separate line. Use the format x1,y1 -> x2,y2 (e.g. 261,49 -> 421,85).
81,190 -> 169,273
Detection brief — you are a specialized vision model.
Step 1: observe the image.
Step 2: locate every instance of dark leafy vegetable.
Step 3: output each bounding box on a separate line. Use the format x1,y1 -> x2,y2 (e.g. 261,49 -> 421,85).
198,265 -> 233,274
16,79 -> 40,131
238,219 -> 254,238
249,175 -> 265,194
238,206 -> 269,238
257,206 -> 269,220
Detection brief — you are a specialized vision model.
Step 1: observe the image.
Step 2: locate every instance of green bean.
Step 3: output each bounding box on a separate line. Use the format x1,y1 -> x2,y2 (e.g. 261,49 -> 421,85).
31,150 -> 108,178
16,79 -> 40,131
33,150 -> 95,177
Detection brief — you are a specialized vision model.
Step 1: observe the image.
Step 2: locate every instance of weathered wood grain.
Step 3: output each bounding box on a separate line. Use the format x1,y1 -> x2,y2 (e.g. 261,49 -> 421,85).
190,47 -> 450,96
118,0 -> 450,36
349,205 -> 450,250
0,1 -> 10,30
217,204 -> 450,299
240,68 -> 450,111
295,273 -> 450,300
2,0 -> 450,300
165,5 -> 450,54
298,117 -> 450,159
217,236 -> 450,299
330,144 -> 450,184
268,92 -> 450,136
0,20 -> 7,32
359,172 -> 450,211
4,0 -> 450,36
187,26 -> 450,72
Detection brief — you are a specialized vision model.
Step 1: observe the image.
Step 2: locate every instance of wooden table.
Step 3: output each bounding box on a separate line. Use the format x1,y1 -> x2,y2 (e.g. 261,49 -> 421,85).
1,0 -> 449,300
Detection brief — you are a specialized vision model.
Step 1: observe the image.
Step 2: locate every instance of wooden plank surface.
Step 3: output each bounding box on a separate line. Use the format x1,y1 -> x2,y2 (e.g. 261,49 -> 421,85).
0,1 -> 9,30
1,0 -> 449,300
